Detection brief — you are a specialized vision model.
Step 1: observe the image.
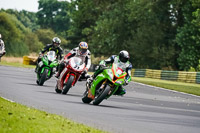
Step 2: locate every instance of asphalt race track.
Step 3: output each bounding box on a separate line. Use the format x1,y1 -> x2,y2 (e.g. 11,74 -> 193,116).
0,65 -> 200,133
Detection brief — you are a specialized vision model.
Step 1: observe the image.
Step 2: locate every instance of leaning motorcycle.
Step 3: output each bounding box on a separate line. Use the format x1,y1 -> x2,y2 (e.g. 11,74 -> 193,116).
55,57 -> 86,94
82,63 -> 127,105
36,51 -> 58,86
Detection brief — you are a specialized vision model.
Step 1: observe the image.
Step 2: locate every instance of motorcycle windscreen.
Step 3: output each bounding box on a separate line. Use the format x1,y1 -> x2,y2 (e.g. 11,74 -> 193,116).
47,51 -> 57,62
70,57 -> 85,70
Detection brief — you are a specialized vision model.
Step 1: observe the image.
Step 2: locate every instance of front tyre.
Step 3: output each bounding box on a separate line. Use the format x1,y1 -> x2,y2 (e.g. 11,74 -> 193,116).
62,75 -> 74,94
38,69 -> 48,86
93,86 -> 110,105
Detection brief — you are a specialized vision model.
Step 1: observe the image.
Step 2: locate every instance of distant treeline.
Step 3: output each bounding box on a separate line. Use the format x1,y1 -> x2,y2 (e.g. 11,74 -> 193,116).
0,0 -> 200,71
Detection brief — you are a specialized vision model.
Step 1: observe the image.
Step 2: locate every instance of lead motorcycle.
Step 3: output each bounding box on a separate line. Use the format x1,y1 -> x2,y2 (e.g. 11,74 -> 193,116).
55,57 -> 86,94
36,51 -> 58,85
82,62 -> 127,105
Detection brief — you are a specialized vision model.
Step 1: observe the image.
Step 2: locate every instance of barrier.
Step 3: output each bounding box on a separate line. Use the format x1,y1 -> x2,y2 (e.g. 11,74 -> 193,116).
196,72 -> 200,84
133,69 -> 146,77
132,68 -> 200,84
145,69 -> 161,79
177,71 -> 196,83
161,70 -> 178,81
23,56 -> 37,65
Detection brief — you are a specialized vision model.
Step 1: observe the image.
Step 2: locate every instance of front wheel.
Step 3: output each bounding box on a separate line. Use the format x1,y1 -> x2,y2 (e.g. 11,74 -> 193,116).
62,75 -> 74,94
93,86 -> 110,105
38,69 -> 48,86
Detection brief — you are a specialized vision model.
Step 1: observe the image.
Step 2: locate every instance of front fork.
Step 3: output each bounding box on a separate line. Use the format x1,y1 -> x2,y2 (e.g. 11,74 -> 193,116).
96,80 -> 107,95
87,79 -> 108,99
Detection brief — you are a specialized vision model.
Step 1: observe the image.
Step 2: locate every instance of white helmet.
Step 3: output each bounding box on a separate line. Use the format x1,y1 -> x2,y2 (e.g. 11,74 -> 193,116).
79,42 -> 88,54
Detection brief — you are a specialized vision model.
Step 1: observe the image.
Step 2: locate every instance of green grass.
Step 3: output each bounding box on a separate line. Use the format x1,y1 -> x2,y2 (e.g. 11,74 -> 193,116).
132,77 -> 200,96
0,61 -> 35,68
0,97 -> 107,133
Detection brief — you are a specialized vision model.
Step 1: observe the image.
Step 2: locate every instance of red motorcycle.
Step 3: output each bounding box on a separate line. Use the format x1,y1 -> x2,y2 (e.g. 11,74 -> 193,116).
55,57 -> 86,94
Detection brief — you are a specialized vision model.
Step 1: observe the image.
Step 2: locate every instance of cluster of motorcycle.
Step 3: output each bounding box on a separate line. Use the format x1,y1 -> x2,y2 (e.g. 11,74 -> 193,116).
35,51 -> 127,105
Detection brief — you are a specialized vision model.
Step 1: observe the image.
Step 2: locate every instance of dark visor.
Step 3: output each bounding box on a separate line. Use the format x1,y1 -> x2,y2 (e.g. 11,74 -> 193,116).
81,49 -> 87,54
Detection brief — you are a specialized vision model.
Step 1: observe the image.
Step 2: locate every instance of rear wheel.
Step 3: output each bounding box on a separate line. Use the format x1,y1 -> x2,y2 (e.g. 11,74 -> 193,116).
82,90 -> 92,104
62,75 -> 74,94
93,86 -> 110,105
38,69 -> 48,86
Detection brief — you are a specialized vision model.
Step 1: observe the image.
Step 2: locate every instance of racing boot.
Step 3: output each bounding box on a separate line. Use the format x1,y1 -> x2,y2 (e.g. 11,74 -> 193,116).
86,75 -> 94,87
113,86 -> 126,96
55,71 -> 60,78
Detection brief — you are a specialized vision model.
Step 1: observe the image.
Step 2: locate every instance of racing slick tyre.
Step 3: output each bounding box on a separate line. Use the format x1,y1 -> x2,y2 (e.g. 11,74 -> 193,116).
62,75 -> 74,94
93,86 -> 110,105
38,69 -> 48,86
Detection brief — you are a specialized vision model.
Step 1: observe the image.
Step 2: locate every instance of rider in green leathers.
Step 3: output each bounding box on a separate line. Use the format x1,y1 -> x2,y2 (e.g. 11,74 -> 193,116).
88,50 -> 132,96
35,37 -> 63,73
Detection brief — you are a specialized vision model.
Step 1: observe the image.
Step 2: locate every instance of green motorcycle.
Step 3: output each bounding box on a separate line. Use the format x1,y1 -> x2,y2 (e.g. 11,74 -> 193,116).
36,51 -> 58,86
82,62 -> 128,105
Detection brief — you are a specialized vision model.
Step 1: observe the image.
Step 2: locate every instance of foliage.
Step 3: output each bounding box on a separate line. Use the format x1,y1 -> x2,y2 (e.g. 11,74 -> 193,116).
1,9 -> 40,31
0,12 -> 29,56
35,28 -> 68,49
70,0 -> 179,69
37,0 -> 71,36
24,32 -> 43,53
0,9 -> 45,54
176,0 -> 200,71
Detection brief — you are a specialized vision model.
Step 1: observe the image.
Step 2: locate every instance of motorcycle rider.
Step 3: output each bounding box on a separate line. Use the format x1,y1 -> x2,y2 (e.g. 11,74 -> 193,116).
88,50 -> 132,96
35,37 -> 63,73
56,41 -> 91,80
0,34 -> 6,61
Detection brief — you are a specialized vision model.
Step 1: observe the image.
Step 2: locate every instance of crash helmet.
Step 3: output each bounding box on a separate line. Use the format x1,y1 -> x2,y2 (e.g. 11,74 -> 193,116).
52,37 -> 61,48
119,50 -> 130,63
79,42 -> 88,54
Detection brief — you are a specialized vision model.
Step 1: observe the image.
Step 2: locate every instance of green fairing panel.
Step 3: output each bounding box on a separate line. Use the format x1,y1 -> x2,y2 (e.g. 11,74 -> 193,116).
50,61 -> 58,67
90,69 -> 111,95
41,56 -> 48,66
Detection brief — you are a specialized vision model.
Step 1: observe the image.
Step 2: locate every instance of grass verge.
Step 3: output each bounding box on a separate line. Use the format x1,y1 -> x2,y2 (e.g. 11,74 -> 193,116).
0,57 -> 35,68
0,97 -> 106,133
0,61 -> 35,68
132,77 -> 200,96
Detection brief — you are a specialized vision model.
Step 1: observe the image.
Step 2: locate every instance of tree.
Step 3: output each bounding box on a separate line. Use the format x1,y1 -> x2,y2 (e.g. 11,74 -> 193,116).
3,9 -> 40,31
37,0 -> 71,36
0,12 -> 29,56
24,32 -> 43,53
35,28 -> 68,49
176,0 -> 200,70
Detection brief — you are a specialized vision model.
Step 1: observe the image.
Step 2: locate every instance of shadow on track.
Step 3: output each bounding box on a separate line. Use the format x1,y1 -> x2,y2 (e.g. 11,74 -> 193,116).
17,82 -> 53,88
37,90 -> 83,98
